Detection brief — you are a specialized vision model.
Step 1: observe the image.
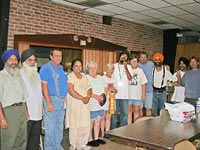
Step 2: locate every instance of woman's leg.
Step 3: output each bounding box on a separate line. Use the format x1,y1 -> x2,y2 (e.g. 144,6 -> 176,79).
100,111 -> 106,138
133,105 -> 140,121
105,111 -> 111,132
128,105 -> 133,125
88,120 -> 94,142
94,119 -> 101,140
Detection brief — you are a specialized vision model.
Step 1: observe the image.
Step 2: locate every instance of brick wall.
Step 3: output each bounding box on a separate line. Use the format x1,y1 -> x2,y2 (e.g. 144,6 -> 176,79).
8,0 -> 163,58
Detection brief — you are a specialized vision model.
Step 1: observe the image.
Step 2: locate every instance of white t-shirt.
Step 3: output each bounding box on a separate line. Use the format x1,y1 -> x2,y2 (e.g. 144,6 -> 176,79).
20,69 -> 43,121
129,67 -> 148,100
153,66 -> 172,88
113,63 -> 132,99
172,70 -> 185,82
171,70 -> 186,102
102,75 -> 117,110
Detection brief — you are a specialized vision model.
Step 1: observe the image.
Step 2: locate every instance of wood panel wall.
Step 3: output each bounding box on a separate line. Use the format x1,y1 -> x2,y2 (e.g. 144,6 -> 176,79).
175,43 -> 200,71
83,49 -> 117,75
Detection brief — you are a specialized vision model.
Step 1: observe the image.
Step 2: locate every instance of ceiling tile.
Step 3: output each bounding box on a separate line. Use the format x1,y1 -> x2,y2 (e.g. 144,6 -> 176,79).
158,23 -> 183,29
158,6 -> 188,16
182,31 -> 200,36
95,4 -> 131,14
115,15 -> 163,29
177,14 -> 200,21
175,21 -> 196,27
51,0 -> 88,9
123,12 -> 152,20
114,1 -> 149,11
188,26 -> 200,31
139,9 -> 169,18
194,20 -> 200,25
160,16 -> 185,23
163,0 -> 195,5
132,0 -> 171,8
85,8 -> 114,16
100,0 -> 119,3
178,3 -> 200,13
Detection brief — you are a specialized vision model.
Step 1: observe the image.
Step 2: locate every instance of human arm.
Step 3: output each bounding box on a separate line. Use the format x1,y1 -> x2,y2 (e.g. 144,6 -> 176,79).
68,83 -> 91,104
41,81 -> 54,112
124,62 -> 132,80
141,84 -> 146,102
24,102 -> 30,121
0,102 -> 8,128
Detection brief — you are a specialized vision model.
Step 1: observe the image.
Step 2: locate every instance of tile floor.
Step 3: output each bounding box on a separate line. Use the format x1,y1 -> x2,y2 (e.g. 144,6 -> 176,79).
61,129 -> 136,150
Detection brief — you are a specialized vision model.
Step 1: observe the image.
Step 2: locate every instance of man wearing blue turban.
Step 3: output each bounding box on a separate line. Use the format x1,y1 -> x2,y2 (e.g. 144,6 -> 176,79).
0,49 -> 29,150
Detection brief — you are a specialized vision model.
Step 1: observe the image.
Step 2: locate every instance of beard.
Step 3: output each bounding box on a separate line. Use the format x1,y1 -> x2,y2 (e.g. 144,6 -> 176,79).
5,63 -> 19,76
22,62 -> 40,84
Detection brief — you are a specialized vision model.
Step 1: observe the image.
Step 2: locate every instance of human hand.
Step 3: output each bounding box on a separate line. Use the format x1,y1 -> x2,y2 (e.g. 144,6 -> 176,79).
47,101 -> 54,112
0,119 -> 8,129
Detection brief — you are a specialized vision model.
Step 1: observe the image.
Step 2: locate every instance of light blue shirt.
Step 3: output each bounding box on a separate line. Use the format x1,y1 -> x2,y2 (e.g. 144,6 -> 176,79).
138,61 -> 154,93
182,70 -> 200,99
39,61 -> 68,97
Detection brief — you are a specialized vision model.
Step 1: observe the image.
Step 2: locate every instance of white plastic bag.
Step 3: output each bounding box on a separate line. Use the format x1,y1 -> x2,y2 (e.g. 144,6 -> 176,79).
165,102 -> 195,123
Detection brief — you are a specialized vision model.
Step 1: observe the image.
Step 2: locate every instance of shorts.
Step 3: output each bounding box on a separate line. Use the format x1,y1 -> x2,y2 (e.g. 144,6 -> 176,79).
90,110 -> 104,120
143,92 -> 153,109
129,99 -> 143,107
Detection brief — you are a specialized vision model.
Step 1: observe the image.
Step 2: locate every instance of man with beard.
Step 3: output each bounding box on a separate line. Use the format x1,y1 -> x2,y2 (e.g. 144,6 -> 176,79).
179,56 -> 200,108
39,49 -> 68,150
111,51 -> 132,129
152,53 -> 172,117
171,57 -> 189,102
20,48 -> 43,150
0,49 -> 29,150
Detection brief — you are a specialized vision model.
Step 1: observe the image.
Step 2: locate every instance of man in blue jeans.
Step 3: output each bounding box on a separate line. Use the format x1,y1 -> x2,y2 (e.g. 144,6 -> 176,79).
111,51 -> 132,129
39,49 -> 68,150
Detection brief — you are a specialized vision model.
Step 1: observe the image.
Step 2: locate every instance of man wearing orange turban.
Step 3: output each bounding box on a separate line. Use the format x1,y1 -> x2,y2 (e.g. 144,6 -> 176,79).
152,52 -> 172,116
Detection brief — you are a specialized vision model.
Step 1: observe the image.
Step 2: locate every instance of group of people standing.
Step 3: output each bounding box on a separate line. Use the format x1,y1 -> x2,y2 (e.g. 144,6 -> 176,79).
0,48 -> 199,150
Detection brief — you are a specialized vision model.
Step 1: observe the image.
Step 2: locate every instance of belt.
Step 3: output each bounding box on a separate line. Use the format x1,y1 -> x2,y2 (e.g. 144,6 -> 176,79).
153,86 -> 166,92
11,102 -> 23,106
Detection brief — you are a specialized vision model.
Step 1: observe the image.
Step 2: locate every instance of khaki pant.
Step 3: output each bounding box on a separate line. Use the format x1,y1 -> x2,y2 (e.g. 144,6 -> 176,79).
0,105 -> 27,150
69,126 -> 90,148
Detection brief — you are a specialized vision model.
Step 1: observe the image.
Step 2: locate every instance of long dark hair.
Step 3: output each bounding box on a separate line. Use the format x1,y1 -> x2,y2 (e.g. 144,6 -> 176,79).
71,58 -> 83,71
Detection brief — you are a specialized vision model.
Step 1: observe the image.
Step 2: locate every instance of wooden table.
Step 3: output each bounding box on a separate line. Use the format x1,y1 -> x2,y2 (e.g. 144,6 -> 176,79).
106,114 -> 200,150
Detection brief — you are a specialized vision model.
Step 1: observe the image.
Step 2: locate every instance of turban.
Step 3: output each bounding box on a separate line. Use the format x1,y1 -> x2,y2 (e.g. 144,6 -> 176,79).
178,57 -> 189,67
21,48 -> 35,63
152,53 -> 164,62
119,51 -> 130,59
1,49 -> 20,64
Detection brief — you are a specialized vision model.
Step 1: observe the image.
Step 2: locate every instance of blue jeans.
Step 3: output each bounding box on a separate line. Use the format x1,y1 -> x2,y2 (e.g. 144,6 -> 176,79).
152,91 -> 167,117
43,96 -> 65,150
111,99 -> 128,129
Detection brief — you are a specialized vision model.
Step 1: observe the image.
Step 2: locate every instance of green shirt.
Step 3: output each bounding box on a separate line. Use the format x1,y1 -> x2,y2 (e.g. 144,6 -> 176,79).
0,68 -> 27,108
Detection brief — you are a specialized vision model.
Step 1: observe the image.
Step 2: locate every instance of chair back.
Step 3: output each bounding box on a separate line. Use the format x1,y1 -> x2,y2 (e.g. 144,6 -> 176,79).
173,139 -> 196,150
134,116 -> 153,123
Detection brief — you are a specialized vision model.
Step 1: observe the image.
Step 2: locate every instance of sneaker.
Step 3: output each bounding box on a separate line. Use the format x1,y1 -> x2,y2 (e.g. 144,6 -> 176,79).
96,139 -> 106,145
77,146 -> 92,150
87,140 -> 99,146
69,145 -> 76,150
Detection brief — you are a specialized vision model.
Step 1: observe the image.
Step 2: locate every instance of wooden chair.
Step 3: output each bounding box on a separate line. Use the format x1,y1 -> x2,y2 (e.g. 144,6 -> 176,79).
134,116 -> 153,123
173,139 -> 196,150
159,108 -> 169,116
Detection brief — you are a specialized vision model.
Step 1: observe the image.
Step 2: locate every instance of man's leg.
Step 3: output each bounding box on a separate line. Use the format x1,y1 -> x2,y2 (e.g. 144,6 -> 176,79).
120,100 -> 128,127
152,92 -> 159,117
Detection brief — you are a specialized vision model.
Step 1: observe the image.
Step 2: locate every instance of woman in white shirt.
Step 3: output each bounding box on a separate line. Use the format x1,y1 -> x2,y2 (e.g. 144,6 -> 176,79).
128,55 -> 147,124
